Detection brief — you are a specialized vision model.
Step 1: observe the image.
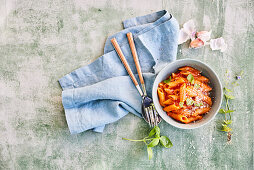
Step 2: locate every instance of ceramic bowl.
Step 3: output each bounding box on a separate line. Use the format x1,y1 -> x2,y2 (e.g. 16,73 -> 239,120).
152,59 -> 223,129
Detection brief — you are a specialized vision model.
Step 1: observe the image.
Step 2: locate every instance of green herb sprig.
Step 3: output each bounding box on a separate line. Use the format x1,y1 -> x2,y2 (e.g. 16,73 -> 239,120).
218,70 -> 243,142
163,76 -> 171,83
122,126 -> 173,160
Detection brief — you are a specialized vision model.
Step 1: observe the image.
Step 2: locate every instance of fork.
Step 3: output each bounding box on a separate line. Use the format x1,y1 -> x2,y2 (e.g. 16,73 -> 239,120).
111,36 -> 161,127
126,32 -> 161,126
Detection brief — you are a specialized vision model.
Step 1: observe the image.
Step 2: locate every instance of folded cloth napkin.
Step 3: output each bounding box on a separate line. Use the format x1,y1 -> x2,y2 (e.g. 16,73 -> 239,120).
59,10 -> 179,134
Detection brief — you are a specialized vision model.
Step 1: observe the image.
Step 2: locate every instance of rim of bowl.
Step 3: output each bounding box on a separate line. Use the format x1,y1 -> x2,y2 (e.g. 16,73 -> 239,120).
152,58 -> 223,129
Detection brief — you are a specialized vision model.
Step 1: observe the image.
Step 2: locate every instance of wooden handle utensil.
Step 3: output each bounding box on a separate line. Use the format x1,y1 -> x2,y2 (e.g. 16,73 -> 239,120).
127,32 -> 144,84
111,38 -> 143,96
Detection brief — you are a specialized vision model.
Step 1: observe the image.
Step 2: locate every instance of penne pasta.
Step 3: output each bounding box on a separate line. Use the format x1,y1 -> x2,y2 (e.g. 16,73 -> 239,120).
186,86 -> 212,106
165,78 -> 185,88
171,73 -> 178,79
173,89 -> 180,95
164,88 -> 175,94
196,76 -> 209,83
168,95 -> 179,101
158,66 -> 213,124
179,66 -> 201,75
202,95 -> 212,106
194,80 -> 212,92
185,86 -> 198,97
163,104 -> 180,112
163,98 -> 174,105
172,108 -> 191,117
179,83 -> 186,102
157,87 -> 166,106
181,116 -> 202,124
167,112 -> 188,123
192,107 -> 211,116
158,82 -> 164,88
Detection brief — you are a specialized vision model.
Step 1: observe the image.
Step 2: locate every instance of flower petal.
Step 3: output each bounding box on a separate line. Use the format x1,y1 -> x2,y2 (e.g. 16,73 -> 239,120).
210,37 -> 227,52
178,28 -> 190,44
196,30 -> 212,42
189,38 -> 204,48
183,20 -> 196,35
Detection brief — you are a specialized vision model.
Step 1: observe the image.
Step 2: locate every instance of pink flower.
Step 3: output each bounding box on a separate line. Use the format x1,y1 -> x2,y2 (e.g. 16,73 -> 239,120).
178,19 -> 227,52
189,38 -> 204,48
178,20 -> 196,44
196,30 -> 211,43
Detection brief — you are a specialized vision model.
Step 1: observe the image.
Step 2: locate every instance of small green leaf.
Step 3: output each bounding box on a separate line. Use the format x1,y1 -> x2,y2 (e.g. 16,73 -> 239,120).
149,126 -> 160,138
159,136 -> 173,148
219,109 -> 226,114
225,94 -> 235,99
163,76 -> 171,83
147,138 -> 160,147
194,83 -> 200,89
224,120 -> 232,125
179,102 -> 184,108
147,147 -> 153,160
224,87 -> 232,92
194,102 -> 203,107
225,110 -> 235,113
232,81 -> 239,86
186,98 -> 194,106
154,126 -> 160,138
187,74 -> 194,84
148,128 -> 155,137
221,124 -> 232,132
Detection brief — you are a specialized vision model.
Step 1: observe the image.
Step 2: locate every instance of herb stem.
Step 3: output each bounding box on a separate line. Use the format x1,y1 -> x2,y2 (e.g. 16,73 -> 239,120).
122,137 -> 156,142
225,98 -> 232,120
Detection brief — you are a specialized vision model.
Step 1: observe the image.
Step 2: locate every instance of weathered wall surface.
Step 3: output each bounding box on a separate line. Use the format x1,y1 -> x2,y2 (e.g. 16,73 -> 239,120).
0,0 -> 253,169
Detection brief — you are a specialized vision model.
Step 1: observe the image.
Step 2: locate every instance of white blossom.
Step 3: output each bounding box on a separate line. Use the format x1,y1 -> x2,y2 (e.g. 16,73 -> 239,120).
210,37 -> 227,52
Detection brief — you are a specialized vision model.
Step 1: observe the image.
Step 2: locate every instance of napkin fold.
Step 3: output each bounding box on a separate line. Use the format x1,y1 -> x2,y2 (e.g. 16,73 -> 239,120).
59,10 -> 179,134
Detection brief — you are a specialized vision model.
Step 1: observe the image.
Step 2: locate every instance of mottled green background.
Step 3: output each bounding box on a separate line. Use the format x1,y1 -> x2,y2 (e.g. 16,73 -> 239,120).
0,0 -> 253,169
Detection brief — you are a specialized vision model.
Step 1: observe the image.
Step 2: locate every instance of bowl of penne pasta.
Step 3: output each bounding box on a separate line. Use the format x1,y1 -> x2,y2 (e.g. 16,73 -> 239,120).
152,59 -> 223,129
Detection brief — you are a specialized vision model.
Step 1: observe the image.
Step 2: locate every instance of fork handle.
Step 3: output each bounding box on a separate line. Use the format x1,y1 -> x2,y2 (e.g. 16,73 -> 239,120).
111,38 -> 143,96
127,32 -> 147,95
127,32 -> 144,84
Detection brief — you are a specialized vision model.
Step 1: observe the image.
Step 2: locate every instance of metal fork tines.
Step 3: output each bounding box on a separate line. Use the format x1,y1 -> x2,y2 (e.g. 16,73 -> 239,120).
142,95 -> 161,127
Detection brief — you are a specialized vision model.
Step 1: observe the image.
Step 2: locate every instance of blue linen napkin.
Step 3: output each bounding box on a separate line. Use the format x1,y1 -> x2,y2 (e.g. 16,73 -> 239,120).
59,10 -> 179,134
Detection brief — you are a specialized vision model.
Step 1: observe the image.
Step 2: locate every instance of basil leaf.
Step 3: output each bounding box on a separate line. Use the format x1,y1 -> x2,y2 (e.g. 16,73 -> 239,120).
159,136 -> 173,148
148,126 -> 160,138
186,98 -> 194,106
194,83 -> 200,89
147,147 -> 153,160
187,74 -> 194,84
219,109 -> 226,114
154,126 -> 160,138
148,128 -> 156,137
225,94 -> 235,100
225,110 -> 235,113
147,138 -> 160,147
224,120 -> 232,125
224,87 -> 232,92
179,102 -> 184,108
221,124 -> 232,132
163,76 -> 171,83
194,102 -> 203,107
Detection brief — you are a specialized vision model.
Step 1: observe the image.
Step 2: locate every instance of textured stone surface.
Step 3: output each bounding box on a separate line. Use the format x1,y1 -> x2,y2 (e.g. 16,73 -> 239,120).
0,0 -> 253,169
